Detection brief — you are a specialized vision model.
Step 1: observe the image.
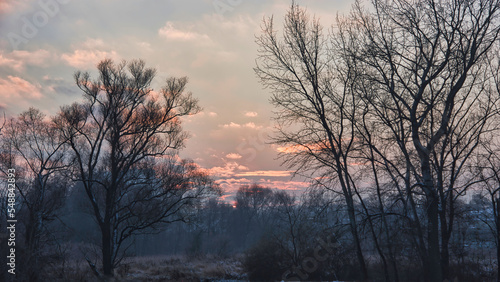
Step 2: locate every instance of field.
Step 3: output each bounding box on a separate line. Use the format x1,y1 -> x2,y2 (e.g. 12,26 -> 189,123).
46,254 -> 247,282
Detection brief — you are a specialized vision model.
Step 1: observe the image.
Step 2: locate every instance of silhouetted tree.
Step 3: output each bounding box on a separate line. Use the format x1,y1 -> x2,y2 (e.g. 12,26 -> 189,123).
255,3 -> 368,278
346,1 -> 500,280
54,59 -> 217,277
256,1 -> 500,281
0,108 -> 70,280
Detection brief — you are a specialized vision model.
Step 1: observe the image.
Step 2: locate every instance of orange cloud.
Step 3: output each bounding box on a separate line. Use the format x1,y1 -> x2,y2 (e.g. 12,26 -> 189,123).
221,122 -> 263,129
235,170 -> 292,177
62,49 -> 120,69
208,161 -> 249,178
276,142 -> 327,154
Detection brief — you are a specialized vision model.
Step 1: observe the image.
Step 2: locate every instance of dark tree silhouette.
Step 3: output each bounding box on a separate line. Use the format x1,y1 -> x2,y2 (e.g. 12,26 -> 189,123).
54,59 -> 217,276
256,1 -> 500,281
0,108 -> 70,280
255,4 -> 368,278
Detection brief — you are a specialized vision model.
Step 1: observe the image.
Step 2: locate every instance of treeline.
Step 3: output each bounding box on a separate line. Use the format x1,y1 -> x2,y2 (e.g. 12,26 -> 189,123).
113,183 -> 496,281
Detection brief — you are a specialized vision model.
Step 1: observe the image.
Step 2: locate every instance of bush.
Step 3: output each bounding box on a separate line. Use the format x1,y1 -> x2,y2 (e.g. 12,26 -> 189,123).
243,236 -> 289,281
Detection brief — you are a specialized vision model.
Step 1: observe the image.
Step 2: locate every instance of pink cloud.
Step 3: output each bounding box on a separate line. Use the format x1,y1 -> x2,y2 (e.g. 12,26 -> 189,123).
244,111 -> 258,117
0,76 -> 43,100
0,50 -> 53,72
235,170 -> 292,177
208,161 -> 249,178
243,122 -> 262,129
221,122 -> 263,129
62,49 -> 120,69
0,0 -> 30,14
0,54 -> 22,72
225,153 -> 242,160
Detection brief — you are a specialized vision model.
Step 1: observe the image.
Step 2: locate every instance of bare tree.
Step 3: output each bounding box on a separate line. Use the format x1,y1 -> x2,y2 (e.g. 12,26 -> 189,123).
255,4 -> 369,279
474,54 -> 500,279
0,108 -> 70,280
345,0 -> 500,280
475,137 -> 500,281
54,59 -> 217,276
257,1 -> 500,280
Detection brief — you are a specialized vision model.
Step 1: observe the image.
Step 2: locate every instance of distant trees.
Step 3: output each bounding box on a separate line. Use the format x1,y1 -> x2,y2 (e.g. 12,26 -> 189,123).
475,135 -> 500,281
241,185 -> 351,281
235,184 -> 273,210
256,1 -> 500,281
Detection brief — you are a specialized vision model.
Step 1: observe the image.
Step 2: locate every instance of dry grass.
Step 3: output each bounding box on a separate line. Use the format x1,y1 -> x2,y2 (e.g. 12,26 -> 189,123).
46,254 -> 247,281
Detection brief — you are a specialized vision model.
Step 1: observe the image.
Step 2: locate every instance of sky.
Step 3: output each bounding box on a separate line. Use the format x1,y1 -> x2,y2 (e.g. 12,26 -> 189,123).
0,0 -> 353,202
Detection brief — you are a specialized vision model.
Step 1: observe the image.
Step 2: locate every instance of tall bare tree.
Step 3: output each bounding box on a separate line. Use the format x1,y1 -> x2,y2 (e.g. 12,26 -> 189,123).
257,1 -> 500,281
54,59 -> 217,276
345,0 -> 500,280
255,3 -> 368,279
473,49 -> 500,282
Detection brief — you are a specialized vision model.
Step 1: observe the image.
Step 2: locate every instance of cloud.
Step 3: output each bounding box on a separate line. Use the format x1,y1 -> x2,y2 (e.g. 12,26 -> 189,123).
0,75 -> 43,100
276,142 -> 327,154
221,122 -> 263,129
184,110 -> 219,123
62,49 -> 120,69
0,49 -> 53,72
80,38 -> 106,49
222,122 -> 241,128
158,21 -> 211,43
243,122 -> 262,129
0,53 -> 22,71
244,111 -> 258,117
60,38 -> 121,69
0,0 -> 30,14
209,161 -> 249,178
225,153 -> 242,160
235,170 -> 292,177
137,41 -> 152,52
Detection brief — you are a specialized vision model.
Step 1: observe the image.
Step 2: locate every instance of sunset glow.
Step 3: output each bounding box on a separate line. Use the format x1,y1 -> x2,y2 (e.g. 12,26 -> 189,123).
0,0 -> 352,201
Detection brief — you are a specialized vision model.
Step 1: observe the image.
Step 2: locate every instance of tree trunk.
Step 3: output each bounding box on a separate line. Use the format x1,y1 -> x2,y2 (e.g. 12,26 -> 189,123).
345,192 -> 368,280
423,167 -> 442,282
426,195 -> 441,282
439,189 -> 453,280
26,210 -> 42,281
496,196 -> 500,282
101,222 -> 113,277
440,225 -> 450,280
337,161 -> 368,279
